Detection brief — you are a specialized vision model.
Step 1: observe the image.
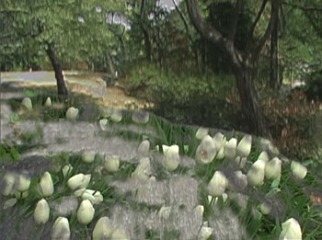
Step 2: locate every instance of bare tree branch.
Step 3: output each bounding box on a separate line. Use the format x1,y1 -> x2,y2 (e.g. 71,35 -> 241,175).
171,0 -> 194,44
253,0 -> 280,60
248,0 -> 268,45
185,0 -> 225,45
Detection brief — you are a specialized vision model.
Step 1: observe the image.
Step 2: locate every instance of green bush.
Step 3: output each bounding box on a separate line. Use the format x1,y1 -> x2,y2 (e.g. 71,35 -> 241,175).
124,63 -> 240,128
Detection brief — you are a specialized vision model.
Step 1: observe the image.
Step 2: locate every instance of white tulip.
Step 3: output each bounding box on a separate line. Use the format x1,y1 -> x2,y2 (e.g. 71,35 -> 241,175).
2,172 -> 16,196
44,97 -> 52,107
224,138 -> 237,160
110,109 -> 123,122
34,199 -> 50,224
207,171 -> 228,197
237,135 -> 252,158
132,157 -> 151,180
39,171 -> 54,197
158,205 -> 172,220
257,151 -> 270,162
194,205 -> 204,217
247,159 -> 266,186
51,217 -> 70,240
92,217 -> 114,240
216,146 -> 225,159
265,157 -> 282,180
104,155 -> 120,172
21,97 -> 32,110
110,228 -> 130,240
137,140 -> 150,157
196,135 -> 217,164
79,189 -> 103,205
62,164 -> 73,177
3,198 -> 17,209
16,173 -> 31,192
196,128 -> 209,140
65,107 -> 79,120
132,111 -> 149,124
279,218 -> 302,240
77,199 -> 95,225
291,161 -> 307,180
198,226 -> 213,240
212,132 -> 226,151
67,173 -> 91,190
81,150 -> 96,163
162,144 -> 180,171
99,118 -> 108,131
259,202 -> 271,215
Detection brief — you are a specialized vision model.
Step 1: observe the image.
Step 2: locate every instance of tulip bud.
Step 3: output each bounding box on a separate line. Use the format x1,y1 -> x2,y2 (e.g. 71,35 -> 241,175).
158,205 -> 172,220
51,217 -> 70,240
259,202 -> 271,215
265,157 -> 282,180
198,226 -> 213,240
279,218 -> 302,240
21,97 -> 32,111
162,144 -> 180,171
99,118 -> 108,131
2,172 -> 16,196
78,189 -> 103,205
132,110 -> 149,124
77,199 -> 95,225
196,128 -> 209,140
81,150 -> 95,163
16,173 -> 31,192
216,146 -> 225,160
207,171 -> 228,197
110,228 -> 130,240
44,97 -> 52,107
34,199 -> 50,224
104,155 -> 120,172
196,135 -> 217,164
3,198 -> 17,209
137,140 -> 150,158
67,173 -> 91,190
62,164 -> 73,177
237,135 -> 252,158
110,109 -> 122,122
132,157 -> 151,180
257,151 -> 270,162
39,171 -> 54,197
66,107 -> 79,121
212,132 -> 226,151
224,138 -> 237,160
291,161 -> 307,180
194,205 -> 204,217
247,159 -> 266,186
92,217 -> 114,240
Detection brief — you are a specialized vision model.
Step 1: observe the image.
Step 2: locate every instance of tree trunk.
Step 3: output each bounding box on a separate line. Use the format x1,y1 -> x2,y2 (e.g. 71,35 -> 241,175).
234,65 -> 272,138
270,18 -> 280,90
106,53 -> 116,79
45,43 -> 68,98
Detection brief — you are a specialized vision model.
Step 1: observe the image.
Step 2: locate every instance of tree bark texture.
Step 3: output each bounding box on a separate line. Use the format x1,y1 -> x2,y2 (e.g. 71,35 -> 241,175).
270,18 -> 280,90
45,43 -> 69,98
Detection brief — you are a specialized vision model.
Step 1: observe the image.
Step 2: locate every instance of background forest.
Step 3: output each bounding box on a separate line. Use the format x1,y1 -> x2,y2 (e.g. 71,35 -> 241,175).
1,0 -> 322,159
